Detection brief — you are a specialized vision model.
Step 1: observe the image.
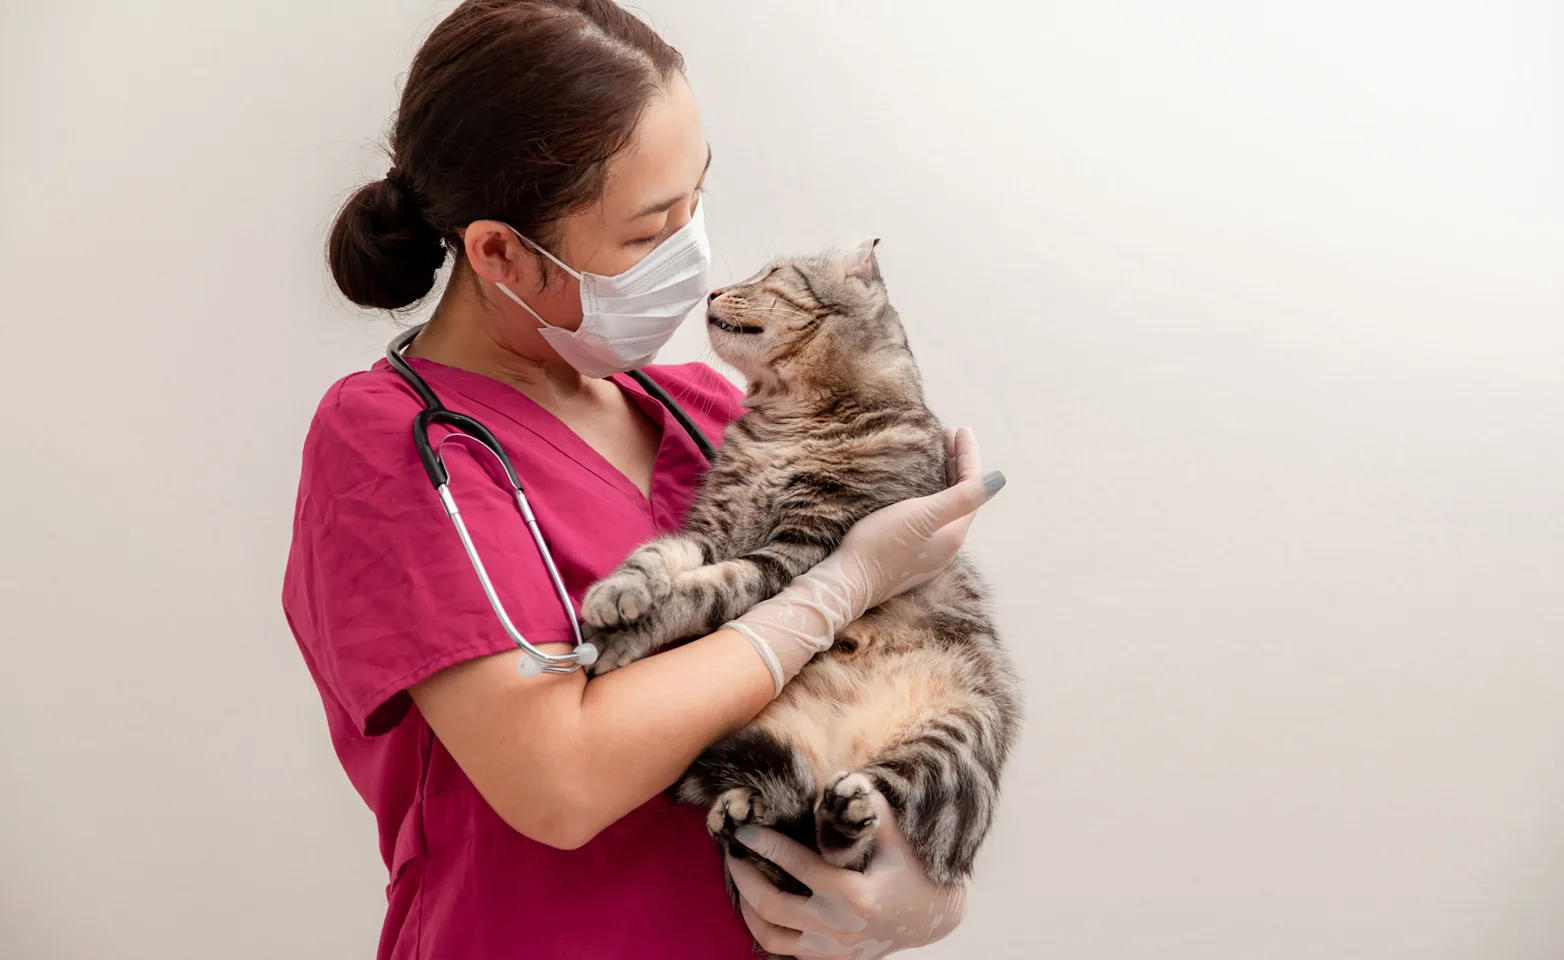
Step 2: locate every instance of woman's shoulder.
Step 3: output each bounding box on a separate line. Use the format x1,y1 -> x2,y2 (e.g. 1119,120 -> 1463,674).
295,363 -> 425,497
311,361 -> 421,424
637,361 -> 747,427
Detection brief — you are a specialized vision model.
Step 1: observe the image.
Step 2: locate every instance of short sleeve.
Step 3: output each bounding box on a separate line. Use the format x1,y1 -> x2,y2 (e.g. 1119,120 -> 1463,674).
282,373 -> 578,736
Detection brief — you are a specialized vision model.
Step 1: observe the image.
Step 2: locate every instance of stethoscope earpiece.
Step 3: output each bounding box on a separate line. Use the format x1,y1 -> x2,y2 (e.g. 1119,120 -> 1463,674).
574,643 -> 599,668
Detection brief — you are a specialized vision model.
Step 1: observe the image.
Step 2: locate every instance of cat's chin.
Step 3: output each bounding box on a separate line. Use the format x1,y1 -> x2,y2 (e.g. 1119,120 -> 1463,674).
704,334 -> 763,380
713,355 -> 762,385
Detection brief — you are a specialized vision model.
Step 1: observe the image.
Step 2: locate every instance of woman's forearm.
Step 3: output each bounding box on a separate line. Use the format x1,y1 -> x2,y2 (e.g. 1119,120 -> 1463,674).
571,628 -> 775,828
411,629 -> 774,849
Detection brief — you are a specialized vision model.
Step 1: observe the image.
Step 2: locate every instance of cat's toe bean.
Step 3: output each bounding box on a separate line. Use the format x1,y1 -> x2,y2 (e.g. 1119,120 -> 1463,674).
579,585 -> 618,629
815,771 -> 880,867
708,786 -> 767,839
581,574 -> 653,628
819,772 -> 878,832
616,590 -> 650,623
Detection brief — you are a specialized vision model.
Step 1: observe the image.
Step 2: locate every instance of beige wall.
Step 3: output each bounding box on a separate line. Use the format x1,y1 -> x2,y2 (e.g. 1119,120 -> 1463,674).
2,1 -> 1561,957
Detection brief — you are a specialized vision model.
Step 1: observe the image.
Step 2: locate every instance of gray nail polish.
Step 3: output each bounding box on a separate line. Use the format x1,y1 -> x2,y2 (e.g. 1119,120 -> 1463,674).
982,470 -> 1006,495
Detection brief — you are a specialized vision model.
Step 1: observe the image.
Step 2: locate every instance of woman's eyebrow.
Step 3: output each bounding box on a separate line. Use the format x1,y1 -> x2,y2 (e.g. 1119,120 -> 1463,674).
627,144 -> 712,220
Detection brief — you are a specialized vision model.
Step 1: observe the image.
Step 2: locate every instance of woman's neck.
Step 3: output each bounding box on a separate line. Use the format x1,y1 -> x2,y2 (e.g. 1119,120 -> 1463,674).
409,273 -> 598,408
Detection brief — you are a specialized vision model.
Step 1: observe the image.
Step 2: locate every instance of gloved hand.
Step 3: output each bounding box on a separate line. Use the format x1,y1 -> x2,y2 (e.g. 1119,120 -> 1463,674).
728,792 -> 967,959
725,427 -> 1004,694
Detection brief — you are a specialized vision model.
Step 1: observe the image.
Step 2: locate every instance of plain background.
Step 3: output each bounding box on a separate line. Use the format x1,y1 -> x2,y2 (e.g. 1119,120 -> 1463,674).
2,1 -> 1561,957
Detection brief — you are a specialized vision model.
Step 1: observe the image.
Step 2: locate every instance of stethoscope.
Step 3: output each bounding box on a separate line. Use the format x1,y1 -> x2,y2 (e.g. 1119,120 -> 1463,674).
385,322 -> 716,675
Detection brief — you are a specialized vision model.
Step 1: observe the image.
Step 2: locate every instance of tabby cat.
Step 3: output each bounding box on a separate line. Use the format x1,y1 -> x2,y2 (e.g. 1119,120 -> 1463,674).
581,239 -> 1020,899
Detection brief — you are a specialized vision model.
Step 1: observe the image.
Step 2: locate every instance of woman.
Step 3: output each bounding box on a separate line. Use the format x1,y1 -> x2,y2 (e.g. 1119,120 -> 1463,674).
282,2 -> 1002,957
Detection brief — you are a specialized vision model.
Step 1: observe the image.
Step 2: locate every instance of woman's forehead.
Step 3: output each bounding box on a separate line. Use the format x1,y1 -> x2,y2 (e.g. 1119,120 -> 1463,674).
599,74 -> 708,224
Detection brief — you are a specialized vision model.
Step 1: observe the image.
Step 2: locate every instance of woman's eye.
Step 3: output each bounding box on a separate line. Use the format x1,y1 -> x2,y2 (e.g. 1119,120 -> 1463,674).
627,235 -> 659,247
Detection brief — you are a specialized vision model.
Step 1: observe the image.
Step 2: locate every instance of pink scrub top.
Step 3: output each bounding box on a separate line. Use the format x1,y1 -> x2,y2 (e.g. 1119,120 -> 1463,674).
281,356 -> 757,959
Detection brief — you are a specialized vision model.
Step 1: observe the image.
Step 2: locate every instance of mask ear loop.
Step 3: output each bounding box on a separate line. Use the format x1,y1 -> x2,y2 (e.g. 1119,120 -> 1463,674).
504,223 -> 584,280
493,280 -> 552,328
493,222 -> 585,331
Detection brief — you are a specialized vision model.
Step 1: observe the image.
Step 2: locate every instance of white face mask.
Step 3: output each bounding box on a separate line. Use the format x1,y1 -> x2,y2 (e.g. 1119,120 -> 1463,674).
494,199 -> 711,378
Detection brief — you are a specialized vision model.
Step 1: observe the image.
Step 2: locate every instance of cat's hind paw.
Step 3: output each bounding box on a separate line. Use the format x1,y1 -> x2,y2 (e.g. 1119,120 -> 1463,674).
815,771 -> 880,871
708,786 -> 772,844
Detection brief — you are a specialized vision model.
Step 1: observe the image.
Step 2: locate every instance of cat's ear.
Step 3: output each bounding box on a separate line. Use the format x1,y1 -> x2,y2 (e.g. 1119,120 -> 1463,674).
844,237 -> 882,283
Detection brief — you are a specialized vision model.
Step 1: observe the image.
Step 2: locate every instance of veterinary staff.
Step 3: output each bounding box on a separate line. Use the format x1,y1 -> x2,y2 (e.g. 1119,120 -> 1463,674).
281,3 -> 1001,957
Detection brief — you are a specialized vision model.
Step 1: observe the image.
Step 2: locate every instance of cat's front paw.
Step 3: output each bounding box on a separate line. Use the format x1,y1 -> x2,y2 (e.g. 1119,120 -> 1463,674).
815,771 -> 881,871
581,568 -> 667,630
583,621 -> 661,676
581,540 -> 703,630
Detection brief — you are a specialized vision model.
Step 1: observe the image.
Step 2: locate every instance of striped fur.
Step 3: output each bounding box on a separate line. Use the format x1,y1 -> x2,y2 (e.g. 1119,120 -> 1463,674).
583,241 -> 1021,917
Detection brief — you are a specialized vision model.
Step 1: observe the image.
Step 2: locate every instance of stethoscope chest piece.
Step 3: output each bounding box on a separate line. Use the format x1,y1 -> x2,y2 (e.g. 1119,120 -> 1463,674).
517,642 -> 598,677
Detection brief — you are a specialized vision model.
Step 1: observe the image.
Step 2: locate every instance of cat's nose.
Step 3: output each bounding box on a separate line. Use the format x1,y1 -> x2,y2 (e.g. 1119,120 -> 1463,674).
708,289 -> 722,303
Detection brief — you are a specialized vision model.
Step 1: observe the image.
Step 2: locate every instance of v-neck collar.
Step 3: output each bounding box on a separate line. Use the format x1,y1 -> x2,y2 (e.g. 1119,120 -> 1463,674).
378,356 -> 691,516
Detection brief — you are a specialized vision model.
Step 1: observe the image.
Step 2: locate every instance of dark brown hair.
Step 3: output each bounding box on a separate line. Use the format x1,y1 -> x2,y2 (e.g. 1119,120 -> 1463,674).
328,0 -> 685,309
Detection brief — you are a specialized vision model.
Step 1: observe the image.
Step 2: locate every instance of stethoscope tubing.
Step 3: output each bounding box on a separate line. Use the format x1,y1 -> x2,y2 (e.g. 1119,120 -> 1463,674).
384,322 -> 711,675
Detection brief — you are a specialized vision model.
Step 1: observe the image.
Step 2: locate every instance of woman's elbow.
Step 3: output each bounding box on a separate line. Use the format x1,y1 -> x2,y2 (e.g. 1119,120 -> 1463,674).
493,781 -> 611,851
523,814 -> 600,852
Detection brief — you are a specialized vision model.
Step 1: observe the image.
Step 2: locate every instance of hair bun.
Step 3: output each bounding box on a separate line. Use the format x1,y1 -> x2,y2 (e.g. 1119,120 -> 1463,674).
327,175 -> 447,310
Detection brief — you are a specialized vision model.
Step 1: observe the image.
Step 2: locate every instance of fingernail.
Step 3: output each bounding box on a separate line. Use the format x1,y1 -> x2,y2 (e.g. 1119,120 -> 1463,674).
734,825 -> 760,847
982,470 -> 1006,495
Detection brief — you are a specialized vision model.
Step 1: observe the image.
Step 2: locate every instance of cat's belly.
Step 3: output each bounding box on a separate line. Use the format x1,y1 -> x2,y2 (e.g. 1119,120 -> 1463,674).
749,642 -> 987,785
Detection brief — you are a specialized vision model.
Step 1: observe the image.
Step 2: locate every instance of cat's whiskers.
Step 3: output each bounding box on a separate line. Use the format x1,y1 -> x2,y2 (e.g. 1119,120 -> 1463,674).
694,343 -> 740,421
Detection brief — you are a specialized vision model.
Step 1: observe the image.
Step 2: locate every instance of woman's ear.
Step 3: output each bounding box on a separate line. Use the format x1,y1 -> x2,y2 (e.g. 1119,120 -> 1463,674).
844,237 -> 882,283
463,220 -> 533,287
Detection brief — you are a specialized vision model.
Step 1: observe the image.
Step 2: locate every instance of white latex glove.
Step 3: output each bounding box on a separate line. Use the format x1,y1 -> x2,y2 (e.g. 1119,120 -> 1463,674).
728,793 -> 967,959
725,427 -> 1003,694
